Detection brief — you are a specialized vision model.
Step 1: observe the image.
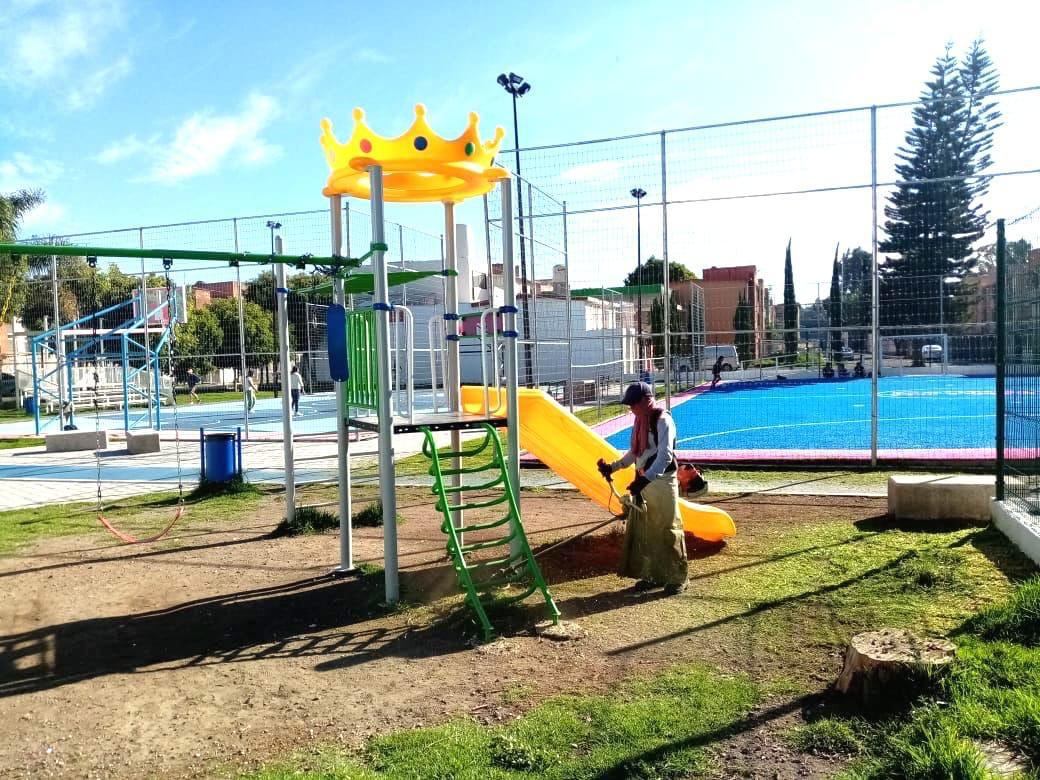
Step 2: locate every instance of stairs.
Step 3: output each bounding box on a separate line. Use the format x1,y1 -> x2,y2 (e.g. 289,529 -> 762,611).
420,424 -> 559,639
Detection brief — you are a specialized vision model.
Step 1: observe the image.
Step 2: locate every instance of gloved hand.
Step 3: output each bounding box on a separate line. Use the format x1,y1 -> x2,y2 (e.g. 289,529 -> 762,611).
627,475 -> 650,497
596,458 -> 613,480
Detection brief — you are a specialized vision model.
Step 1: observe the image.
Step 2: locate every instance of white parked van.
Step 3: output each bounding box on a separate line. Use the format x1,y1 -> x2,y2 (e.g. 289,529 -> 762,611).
701,345 -> 742,372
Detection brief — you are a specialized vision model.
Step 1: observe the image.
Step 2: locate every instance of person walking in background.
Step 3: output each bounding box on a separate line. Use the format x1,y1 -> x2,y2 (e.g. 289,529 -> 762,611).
186,367 -> 201,404
245,370 -> 257,413
711,355 -> 724,390
596,381 -> 688,595
289,365 -> 304,416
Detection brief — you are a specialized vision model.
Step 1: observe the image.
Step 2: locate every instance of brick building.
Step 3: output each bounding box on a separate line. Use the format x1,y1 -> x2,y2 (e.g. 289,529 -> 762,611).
699,265 -> 769,358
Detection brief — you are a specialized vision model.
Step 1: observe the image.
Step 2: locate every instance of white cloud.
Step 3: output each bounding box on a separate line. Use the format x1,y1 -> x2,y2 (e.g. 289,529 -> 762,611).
65,55 -> 132,110
0,152 -> 64,191
20,200 -> 66,230
94,133 -> 158,164
355,47 -> 392,64
0,0 -> 129,109
142,94 -> 282,183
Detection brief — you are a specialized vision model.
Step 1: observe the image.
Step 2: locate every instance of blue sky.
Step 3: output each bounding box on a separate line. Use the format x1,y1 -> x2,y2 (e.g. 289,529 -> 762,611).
2,0 -> 1038,298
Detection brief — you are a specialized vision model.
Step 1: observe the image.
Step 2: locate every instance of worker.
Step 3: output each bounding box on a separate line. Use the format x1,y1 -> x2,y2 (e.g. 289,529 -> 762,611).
596,381 -> 688,594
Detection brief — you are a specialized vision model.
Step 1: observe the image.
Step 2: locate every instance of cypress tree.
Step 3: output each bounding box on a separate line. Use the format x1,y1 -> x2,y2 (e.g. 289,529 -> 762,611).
828,244 -> 842,352
879,40 -> 1001,327
783,239 -> 798,361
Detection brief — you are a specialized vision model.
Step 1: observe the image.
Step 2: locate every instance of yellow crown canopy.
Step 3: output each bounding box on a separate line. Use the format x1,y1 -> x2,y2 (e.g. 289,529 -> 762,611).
320,104 -> 508,204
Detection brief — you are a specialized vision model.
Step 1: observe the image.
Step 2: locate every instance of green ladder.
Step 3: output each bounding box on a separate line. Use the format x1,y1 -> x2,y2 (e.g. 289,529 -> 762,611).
420,424 -> 560,639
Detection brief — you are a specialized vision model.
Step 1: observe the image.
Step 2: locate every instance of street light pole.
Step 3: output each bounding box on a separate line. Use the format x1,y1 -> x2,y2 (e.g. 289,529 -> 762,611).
630,188 -> 646,365
497,72 -> 533,386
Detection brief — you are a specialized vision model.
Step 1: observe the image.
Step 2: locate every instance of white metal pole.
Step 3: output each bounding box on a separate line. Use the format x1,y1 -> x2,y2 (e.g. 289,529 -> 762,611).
330,195 -> 354,574
233,218 -> 250,440
443,202 -> 463,538
369,166 -> 399,604
139,229 -> 153,428
563,201 -> 574,412
501,179 -> 522,556
870,106 -> 880,466
275,238 -> 296,525
51,255 -> 66,427
660,131 -> 672,409
527,183 -> 539,387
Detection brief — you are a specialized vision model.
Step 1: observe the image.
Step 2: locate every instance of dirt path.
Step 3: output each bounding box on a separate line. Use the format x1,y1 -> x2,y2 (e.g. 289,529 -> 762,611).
0,489 -> 887,778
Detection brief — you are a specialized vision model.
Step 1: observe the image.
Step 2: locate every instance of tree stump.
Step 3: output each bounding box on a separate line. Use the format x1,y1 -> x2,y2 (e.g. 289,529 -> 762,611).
835,629 -> 955,710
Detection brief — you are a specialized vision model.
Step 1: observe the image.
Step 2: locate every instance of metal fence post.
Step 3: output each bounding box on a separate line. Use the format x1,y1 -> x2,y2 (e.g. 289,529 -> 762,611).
233,218 -> 249,440
138,228 -> 153,429
660,131 -> 671,409
869,106 -> 880,466
274,238 -> 295,526
563,201 -> 574,412
995,218 -> 1006,502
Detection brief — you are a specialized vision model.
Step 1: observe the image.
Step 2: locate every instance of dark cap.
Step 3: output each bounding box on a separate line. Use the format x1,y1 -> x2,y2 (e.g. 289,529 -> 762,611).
621,381 -> 653,405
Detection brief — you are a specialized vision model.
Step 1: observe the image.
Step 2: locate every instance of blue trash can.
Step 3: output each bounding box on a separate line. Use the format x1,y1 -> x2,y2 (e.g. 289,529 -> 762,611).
23,396 -> 35,415
202,432 -> 237,483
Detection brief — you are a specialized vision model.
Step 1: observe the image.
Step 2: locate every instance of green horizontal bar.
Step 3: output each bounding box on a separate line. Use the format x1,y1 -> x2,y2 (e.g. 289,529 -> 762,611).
300,269 -> 459,296
571,283 -> 663,298
0,242 -> 362,269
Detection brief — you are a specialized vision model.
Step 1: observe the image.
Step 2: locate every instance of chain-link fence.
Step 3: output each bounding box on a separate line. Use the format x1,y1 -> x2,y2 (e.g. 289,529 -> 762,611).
490,85 -> 1040,462
1,205 -> 444,507
998,209 -> 1040,513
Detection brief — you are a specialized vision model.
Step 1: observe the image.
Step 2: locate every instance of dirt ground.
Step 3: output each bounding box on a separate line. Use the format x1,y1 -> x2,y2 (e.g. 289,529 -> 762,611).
0,488 -> 889,779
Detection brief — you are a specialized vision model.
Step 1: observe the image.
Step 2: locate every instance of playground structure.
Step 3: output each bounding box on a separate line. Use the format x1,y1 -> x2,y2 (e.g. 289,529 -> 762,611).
0,103 -> 737,638
29,287 -> 178,434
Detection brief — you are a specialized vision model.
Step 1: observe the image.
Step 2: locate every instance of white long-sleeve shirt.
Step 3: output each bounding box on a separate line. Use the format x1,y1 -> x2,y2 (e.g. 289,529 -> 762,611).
611,411 -> 677,481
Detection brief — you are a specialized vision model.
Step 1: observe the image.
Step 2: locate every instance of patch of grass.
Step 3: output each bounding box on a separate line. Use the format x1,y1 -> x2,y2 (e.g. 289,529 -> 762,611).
353,500 -> 404,527
0,405 -> 31,422
962,576 -> 1040,646
0,485 -> 266,555
185,390 -> 278,406
243,664 -> 760,779
188,476 -> 262,500
0,437 -> 43,449
894,549 -> 966,592
787,718 -> 864,756
574,403 -> 626,426
827,580 -> 1040,779
271,506 -> 340,537
501,682 -> 534,705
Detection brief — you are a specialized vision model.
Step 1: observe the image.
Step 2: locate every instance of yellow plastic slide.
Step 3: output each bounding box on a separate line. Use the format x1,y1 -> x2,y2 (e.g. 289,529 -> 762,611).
460,386 -> 736,542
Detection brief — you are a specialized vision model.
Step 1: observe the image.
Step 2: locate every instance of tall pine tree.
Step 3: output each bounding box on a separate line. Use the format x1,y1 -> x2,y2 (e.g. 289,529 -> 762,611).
783,239 -> 798,361
879,40 -> 1001,327
827,244 -> 843,352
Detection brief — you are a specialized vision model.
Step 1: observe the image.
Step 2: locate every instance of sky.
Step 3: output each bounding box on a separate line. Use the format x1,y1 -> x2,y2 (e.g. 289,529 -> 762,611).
1,0 -> 1038,301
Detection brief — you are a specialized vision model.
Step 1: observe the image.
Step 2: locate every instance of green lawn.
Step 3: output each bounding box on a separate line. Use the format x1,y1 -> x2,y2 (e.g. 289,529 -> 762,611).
0,437 -> 43,450
246,664 -> 760,780
182,390 -> 279,406
0,484 -> 266,555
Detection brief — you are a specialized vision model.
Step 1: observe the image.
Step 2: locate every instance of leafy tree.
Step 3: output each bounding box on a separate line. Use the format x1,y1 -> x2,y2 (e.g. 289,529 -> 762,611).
207,297 -> 275,371
732,291 -> 754,363
0,189 -> 48,329
648,292 -> 691,361
172,302 -> 221,376
880,40 -> 1001,327
783,240 -> 798,360
840,247 -> 873,351
827,245 -> 842,352
623,257 -> 696,287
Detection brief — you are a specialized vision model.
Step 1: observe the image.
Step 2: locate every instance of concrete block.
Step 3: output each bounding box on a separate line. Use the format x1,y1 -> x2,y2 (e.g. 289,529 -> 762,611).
126,429 -> 161,454
888,474 -> 994,523
45,429 -> 108,453
992,499 -> 1040,565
